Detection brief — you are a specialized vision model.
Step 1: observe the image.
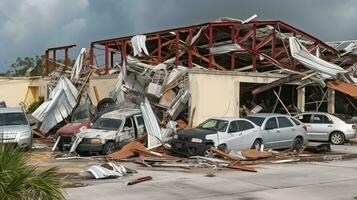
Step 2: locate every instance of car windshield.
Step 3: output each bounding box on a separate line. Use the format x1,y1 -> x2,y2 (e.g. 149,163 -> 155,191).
0,112 -> 28,126
245,116 -> 265,126
198,119 -> 229,132
91,118 -> 122,131
72,109 -> 90,122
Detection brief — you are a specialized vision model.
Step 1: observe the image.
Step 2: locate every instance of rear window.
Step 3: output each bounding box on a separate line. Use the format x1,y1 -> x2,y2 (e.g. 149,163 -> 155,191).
245,116 -> 265,126
296,114 -> 312,123
290,117 -> 301,125
277,117 -> 293,128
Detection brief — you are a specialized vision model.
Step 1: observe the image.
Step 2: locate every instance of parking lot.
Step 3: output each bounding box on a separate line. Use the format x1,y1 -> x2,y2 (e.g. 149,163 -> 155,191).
27,139 -> 357,200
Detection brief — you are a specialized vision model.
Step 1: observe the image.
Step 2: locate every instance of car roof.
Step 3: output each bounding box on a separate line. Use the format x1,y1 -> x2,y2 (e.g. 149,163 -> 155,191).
295,112 -> 331,115
212,117 -> 242,121
0,107 -> 24,113
247,113 -> 291,118
101,108 -> 141,119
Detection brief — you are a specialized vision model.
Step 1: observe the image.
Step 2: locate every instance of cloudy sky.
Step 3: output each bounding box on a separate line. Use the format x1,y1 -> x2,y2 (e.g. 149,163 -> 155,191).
0,0 -> 356,72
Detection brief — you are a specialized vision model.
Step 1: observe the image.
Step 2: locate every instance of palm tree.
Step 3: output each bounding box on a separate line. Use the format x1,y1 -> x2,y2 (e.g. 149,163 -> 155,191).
0,144 -> 64,200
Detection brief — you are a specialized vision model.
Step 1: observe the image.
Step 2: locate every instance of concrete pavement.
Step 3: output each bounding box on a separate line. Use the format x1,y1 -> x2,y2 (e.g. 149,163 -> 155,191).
65,159 -> 357,200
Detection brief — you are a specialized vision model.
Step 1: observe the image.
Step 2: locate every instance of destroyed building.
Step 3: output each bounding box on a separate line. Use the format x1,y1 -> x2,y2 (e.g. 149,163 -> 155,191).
83,17 -> 357,127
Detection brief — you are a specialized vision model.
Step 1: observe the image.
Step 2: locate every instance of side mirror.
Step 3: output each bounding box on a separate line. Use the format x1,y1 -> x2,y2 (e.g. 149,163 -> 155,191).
123,127 -> 130,132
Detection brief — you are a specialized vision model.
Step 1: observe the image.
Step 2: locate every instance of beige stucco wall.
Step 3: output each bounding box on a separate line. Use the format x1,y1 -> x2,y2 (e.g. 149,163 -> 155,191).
89,74 -> 117,105
0,77 -> 47,107
188,71 -> 289,126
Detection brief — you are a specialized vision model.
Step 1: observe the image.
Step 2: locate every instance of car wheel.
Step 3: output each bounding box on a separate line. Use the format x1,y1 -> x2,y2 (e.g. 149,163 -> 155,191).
330,132 -> 345,145
97,98 -> 115,113
251,139 -> 262,150
102,141 -> 115,155
204,146 -> 215,158
292,137 -> 303,150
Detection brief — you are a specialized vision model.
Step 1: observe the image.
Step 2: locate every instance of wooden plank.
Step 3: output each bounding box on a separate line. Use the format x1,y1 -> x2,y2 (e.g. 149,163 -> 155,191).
210,147 -> 240,161
242,149 -> 273,160
227,164 -> 257,172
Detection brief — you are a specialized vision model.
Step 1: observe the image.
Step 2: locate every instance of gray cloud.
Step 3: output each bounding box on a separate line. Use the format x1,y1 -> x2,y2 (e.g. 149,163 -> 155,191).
0,0 -> 356,72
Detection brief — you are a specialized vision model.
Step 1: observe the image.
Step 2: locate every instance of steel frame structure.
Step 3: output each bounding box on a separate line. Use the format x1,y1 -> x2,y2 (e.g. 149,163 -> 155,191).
90,20 -> 338,74
44,44 -> 76,75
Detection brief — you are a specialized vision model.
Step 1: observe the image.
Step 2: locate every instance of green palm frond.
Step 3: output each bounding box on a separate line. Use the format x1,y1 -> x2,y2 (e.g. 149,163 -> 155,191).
0,144 -> 64,200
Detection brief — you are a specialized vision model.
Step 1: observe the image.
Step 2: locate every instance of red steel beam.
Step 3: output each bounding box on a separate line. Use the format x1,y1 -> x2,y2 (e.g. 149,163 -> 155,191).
272,25 -> 276,58
44,50 -> 49,75
105,43 -> 109,74
188,29 -> 193,68
157,34 -> 162,63
53,50 -> 56,71
175,31 -> 180,66
252,24 -> 257,71
231,25 -> 236,70
64,48 -> 68,71
208,25 -> 213,69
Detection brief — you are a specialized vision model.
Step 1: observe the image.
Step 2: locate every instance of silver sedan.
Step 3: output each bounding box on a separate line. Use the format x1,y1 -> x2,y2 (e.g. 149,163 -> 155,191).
294,112 -> 357,145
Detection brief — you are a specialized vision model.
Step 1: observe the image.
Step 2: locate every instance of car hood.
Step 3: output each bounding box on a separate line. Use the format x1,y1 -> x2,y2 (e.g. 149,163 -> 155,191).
57,120 -> 91,136
77,128 -> 117,140
0,125 -> 30,134
177,128 -> 217,140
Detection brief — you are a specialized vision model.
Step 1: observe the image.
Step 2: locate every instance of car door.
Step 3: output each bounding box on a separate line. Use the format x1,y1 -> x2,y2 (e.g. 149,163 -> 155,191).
309,114 -> 334,141
296,114 -> 314,140
218,120 -> 240,146
117,117 -> 136,146
276,116 -> 296,147
261,117 -> 279,148
224,120 -> 259,151
133,114 -> 145,138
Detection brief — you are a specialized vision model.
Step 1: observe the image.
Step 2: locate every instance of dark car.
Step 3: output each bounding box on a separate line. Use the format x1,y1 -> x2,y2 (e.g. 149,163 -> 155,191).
57,104 -> 97,151
170,117 -> 261,157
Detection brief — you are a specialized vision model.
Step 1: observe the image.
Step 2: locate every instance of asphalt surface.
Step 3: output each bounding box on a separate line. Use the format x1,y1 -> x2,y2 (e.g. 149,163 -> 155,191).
64,144 -> 357,200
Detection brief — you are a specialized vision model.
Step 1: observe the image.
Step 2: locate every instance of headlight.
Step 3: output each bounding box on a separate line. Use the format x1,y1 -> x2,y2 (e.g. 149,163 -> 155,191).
191,138 -> 202,143
173,134 -> 178,139
20,131 -> 31,139
90,138 -> 102,144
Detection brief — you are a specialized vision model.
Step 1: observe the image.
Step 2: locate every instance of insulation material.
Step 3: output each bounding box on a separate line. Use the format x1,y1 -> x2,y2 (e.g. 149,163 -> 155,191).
32,77 -> 79,133
87,162 -> 127,179
131,35 -> 149,57
140,98 -> 162,149
109,63 -> 127,104
168,90 -> 190,120
210,43 -> 243,55
289,37 -> 350,79
70,48 -> 86,83
327,81 -> 357,98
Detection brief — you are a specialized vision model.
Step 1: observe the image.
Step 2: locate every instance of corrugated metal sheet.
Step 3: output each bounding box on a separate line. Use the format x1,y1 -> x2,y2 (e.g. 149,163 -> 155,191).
32,77 -> 79,133
87,162 -> 127,179
70,48 -> 86,83
140,98 -> 162,149
289,37 -> 353,81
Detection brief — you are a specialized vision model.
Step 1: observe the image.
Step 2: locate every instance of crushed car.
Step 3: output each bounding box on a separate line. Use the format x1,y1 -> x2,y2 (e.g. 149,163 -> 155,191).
56,104 -> 97,151
294,112 -> 357,145
171,114 -> 307,157
0,107 -> 34,150
73,108 -> 145,155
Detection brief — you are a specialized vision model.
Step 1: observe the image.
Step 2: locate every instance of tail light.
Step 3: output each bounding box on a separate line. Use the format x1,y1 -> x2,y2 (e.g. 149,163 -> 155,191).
303,124 -> 307,132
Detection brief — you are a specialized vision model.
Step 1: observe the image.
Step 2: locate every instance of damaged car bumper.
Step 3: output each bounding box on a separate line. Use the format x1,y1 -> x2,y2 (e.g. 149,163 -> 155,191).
170,138 -> 210,156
